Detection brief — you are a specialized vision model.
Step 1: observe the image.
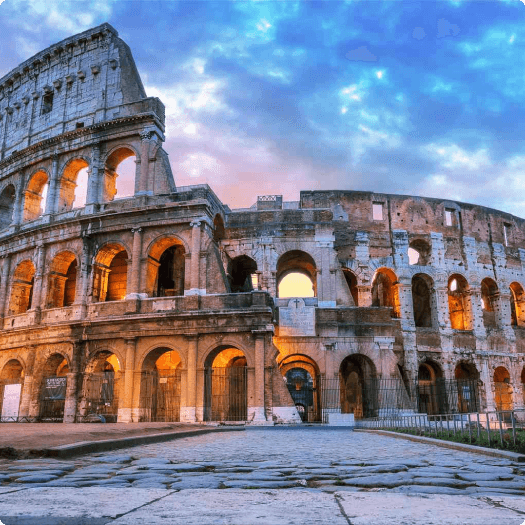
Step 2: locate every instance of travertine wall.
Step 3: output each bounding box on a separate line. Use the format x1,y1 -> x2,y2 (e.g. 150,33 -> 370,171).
0,25 -> 524,426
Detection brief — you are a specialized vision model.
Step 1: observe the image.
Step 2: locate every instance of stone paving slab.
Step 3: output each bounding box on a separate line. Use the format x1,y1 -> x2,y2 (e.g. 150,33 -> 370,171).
336,492 -> 525,524
0,489 -> 524,524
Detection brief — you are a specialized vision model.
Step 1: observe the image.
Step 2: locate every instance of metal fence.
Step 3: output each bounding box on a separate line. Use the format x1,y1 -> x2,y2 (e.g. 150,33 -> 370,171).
81,372 -> 121,422
204,367 -> 247,422
358,409 -> 525,448
139,370 -> 181,422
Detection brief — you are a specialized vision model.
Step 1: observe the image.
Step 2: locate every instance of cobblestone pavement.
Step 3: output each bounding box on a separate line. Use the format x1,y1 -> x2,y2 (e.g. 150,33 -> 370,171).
0,428 -> 524,495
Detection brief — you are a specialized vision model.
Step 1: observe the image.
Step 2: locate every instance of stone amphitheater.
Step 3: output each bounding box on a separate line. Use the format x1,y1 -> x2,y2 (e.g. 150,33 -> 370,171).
0,23 -> 524,426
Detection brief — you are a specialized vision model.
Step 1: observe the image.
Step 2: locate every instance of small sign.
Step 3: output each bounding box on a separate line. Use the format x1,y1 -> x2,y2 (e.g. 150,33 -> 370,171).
279,298 -> 316,336
1,383 -> 21,418
159,377 -> 168,384
43,376 -> 67,400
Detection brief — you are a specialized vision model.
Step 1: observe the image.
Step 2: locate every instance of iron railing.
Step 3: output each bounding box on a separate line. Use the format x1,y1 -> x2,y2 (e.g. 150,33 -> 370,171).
204,367 -> 248,422
358,409 -> 525,449
139,370 -> 181,422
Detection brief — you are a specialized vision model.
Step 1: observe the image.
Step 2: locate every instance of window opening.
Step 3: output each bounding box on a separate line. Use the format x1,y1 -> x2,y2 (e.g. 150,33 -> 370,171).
445,209 -> 453,226
372,202 -> 383,221
41,93 -> 53,114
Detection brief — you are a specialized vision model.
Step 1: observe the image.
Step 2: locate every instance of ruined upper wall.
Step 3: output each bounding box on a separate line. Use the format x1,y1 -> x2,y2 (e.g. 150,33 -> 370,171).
0,23 -> 159,159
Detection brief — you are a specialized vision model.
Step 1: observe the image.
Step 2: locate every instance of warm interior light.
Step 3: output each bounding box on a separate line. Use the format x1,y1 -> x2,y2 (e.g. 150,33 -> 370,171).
279,272 -> 314,298
408,247 -> 419,265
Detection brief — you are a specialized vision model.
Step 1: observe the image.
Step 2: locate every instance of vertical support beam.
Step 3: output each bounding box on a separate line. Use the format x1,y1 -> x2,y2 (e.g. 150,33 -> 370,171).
44,154 -> 59,215
137,130 -> 152,195
126,227 -> 143,299
181,336 -> 198,422
18,349 -> 36,418
78,234 -> 91,317
250,331 -> 267,423
86,143 -> 101,211
186,220 -> 204,295
435,285 -> 452,332
63,342 -> 83,423
12,171 -> 26,226
118,338 -> 136,423
396,281 -> 415,331
0,254 -> 11,324
357,285 -> 372,307
470,287 -> 487,339
30,244 -> 46,318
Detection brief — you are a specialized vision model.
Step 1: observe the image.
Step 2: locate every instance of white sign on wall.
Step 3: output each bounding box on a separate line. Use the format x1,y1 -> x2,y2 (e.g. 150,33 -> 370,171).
279,298 -> 316,336
1,383 -> 21,419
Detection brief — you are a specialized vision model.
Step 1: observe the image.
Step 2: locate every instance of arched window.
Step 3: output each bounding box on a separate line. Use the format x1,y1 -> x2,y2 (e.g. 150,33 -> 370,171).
276,250 -> 316,298
92,244 -> 128,302
58,159 -> 89,211
343,269 -> 359,306
408,239 -> 431,266
448,274 -> 471,330
8,260 -> 35,315
494,367 -> 512,412
147,238 -> 186,298
23,171 -> 49,221
417,361 -> 446,415
481,277 -> 498,328
510,282 -> 525,327
104,147 -> 136,202
213,214 -> 225,242
371,268 -> 400,318
46,252 -> 78,308
228,255 -> 257,293
454,361 -> 480,413
412,274 -> 433,328
0,184 -> 15,229
339,354 -> 377,419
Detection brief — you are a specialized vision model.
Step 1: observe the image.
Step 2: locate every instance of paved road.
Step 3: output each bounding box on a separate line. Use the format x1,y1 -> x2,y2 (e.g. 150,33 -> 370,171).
0,428 -> 524,524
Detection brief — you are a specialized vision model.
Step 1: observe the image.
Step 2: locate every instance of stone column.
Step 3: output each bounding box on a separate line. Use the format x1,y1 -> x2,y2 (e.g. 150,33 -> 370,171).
77,235 -> 91,317
118,338 -> 136,423
18,349 -> 36,419
186,220 -> 204,295
434,285 -> 452,332
396,281 -> 415,331
250,331 -> 267,423
126,227 -> 144,299
181,336 -> 198,422
85,144 -> 101,212
137,130 -> 152,195
0,254 -> 11,323
469,287 -> 487,339
30,244 -> 46,318
494,291 -> 516,341
63,343 -> 83,423
44,154 -> 59,215
480,357 -> 495,412
12,172 -> 26,226
315,228 -> 336,307
357,285 -> 372,307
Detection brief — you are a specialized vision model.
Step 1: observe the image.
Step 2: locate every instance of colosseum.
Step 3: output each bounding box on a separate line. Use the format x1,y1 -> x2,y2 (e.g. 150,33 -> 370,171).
0,23 -> 524,426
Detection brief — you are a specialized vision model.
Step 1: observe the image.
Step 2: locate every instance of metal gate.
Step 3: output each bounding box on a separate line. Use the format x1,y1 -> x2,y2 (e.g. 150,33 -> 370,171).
417,379 -> 479,415
204,367 -> 247,422
139,370 -> 181,422
39,376 -> 67,421
83,372 -> 120,422
285,373 -> 320,422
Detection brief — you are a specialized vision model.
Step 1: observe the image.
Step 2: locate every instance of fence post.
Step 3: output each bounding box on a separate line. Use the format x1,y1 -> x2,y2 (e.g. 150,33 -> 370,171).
468,413 -> 472,443
476,412 -> 481,441
511,412 -> 516,447
498,412 -> 504,447
486,412 -> 491,447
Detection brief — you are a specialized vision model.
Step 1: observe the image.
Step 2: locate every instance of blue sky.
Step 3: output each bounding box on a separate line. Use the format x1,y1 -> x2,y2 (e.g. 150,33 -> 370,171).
1,0 -> 525,214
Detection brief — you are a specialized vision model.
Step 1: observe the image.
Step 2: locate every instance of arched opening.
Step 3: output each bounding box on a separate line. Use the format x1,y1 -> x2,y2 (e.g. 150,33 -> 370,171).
412,273 -> 433,328
371,268 -> 400,318
0,184 -> 15,229
343,269 -> 359,306
510,282 -> 525,327
417,361 -> 446,415
448,274 -> 472,330
147,238 -> 186,297
481,277 -> 498,329
0,360 -> 24,420
80,351 -> 121,422
104,147 -> 136,202
58,158 -> 90,212
140,348 -> 182,422
454,361 -> 480,413
228,255 -> 257,293
408,239 -> 431,266
279,354 -> 321,422
276,250 -> 316,298
204,347 -> 247,422
39,354 -> 68,421
8,260 -> 35,315
23,170 -> 49,221
339,354 -> 377,419
92,244 -> 128,302
213,214 -> 225,242
494,366 -> 513,413
46,251 -> 78,308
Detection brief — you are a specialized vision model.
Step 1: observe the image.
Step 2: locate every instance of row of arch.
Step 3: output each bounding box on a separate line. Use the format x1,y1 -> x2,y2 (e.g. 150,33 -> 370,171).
0,146 -> 138,228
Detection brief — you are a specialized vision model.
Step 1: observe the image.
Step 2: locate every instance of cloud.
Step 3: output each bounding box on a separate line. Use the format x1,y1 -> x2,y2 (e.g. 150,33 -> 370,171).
437,18 -> 460,38
345,46 -> 377,62
424,143 -> 491,170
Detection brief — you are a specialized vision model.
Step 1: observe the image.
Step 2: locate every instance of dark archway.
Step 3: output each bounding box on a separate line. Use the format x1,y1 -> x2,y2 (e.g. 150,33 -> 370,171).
343,269 -> 359,306
339,354 -> 377,418
0,184 -> 15,230
417,361 -> 446,415
228,255 -> 257,293
454,361 -> 480,413
372,268 -> 400,318
39,354 -> 69,421
204,347 -> 247,422
412,274 -> 433,328
140,348 -> 182,422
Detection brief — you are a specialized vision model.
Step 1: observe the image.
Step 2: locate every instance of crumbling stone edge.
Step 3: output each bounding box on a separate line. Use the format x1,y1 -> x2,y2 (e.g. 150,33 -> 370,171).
355,429 -> 525,462
0,426 -> 245,460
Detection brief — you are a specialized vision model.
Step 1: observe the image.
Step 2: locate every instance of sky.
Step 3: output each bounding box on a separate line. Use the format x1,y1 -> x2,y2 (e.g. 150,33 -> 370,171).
1,0 -> 525,215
